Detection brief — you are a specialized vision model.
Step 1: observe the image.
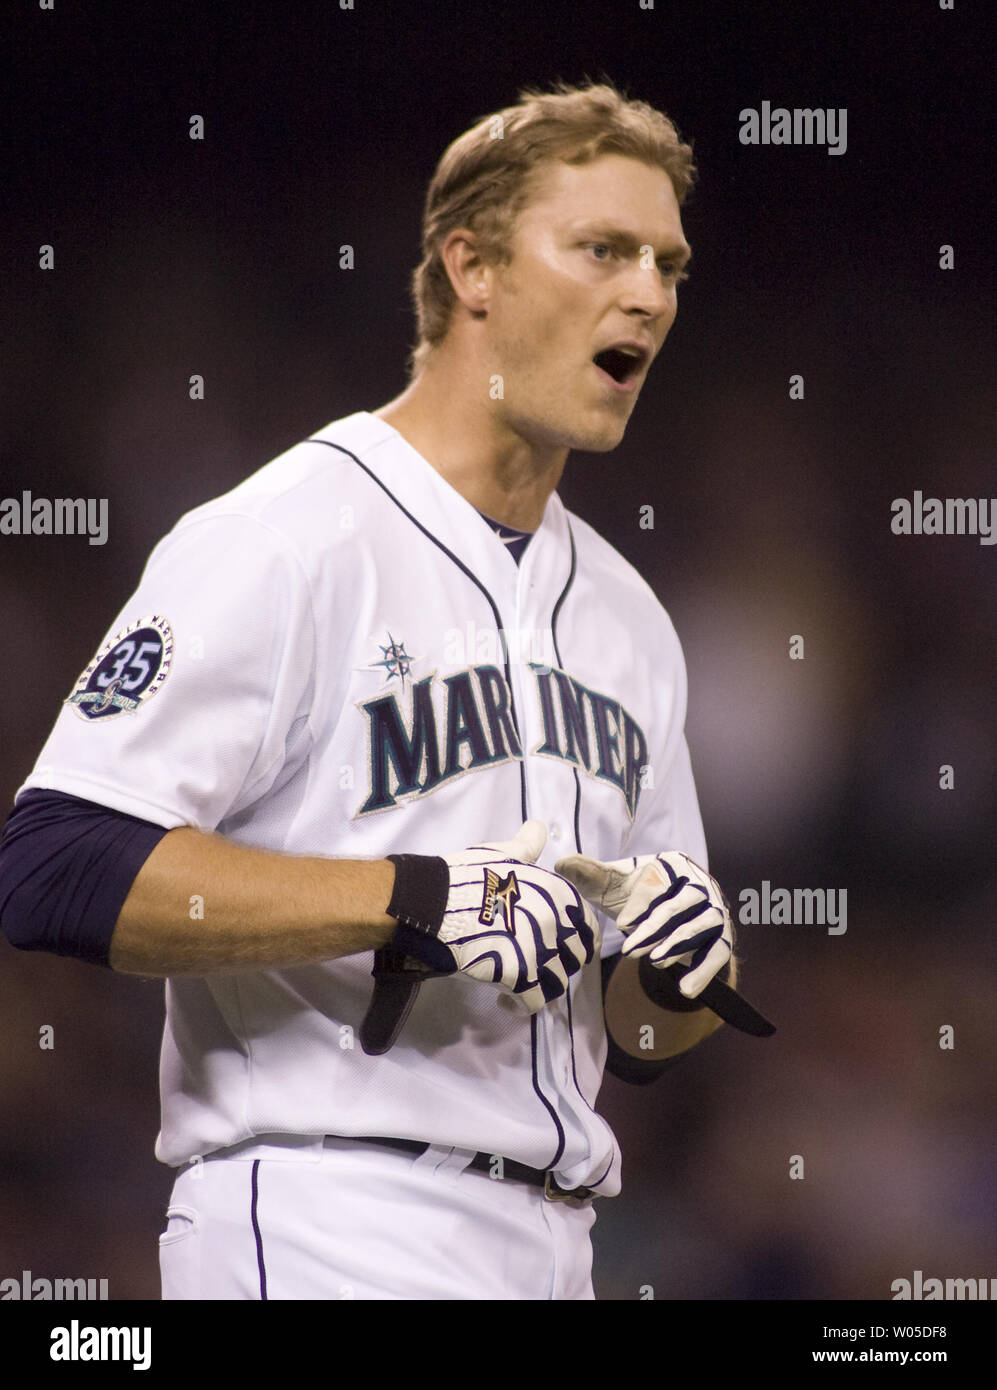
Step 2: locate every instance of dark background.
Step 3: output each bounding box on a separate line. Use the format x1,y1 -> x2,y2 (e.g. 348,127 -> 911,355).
2,1 -> 994,1301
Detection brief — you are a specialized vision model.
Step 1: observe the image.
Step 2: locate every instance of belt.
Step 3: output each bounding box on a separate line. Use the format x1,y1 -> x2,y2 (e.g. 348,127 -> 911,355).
332,1134 -> 598,1204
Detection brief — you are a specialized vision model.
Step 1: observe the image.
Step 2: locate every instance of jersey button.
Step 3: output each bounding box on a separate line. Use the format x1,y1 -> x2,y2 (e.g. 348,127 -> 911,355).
549,823 -> 562,841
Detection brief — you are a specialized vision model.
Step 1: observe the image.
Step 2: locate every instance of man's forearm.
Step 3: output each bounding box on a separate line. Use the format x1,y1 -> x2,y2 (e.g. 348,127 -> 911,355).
109,826 -> 397,976
604,952 -> 738,1060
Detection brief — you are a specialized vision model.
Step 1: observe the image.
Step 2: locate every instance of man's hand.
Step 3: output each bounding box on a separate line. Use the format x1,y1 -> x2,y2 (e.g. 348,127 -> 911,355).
386,821 -> 600,1013
554,850 -> 732,999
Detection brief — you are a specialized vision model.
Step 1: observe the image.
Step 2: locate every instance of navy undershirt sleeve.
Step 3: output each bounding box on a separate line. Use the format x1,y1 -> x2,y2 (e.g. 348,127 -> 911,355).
0,788 -> 169,967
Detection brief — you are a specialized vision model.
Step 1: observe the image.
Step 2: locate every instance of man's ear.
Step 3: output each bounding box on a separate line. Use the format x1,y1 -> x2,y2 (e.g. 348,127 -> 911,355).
439,228 -> 495,317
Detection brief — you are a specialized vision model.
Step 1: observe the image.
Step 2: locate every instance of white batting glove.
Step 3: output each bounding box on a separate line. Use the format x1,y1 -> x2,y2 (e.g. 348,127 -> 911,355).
443,819 -> 548,870
554,850 -> 733,999
386,821 -> 600,1014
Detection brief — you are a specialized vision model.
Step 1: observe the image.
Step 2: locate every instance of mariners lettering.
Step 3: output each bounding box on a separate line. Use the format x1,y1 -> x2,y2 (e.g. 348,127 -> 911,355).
359,662 -> 648,818
359,666 -> 521,814
531,665 -> 647,819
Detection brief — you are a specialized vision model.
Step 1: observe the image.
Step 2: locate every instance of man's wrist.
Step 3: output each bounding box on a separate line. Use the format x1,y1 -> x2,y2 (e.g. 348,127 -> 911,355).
384,853 -> 449,934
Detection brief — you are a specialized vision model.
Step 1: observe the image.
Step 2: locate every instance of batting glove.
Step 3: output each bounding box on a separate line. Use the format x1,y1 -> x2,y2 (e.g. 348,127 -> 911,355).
554,850 -> 733,1000
386,820 -> 600,1014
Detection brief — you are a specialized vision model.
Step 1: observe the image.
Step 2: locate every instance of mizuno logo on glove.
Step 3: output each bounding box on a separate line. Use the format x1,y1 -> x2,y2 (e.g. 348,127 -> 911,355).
479,869 -> 520,927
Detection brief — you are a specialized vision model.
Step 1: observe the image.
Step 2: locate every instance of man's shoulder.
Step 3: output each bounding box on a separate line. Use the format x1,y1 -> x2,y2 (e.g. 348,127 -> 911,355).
184,412 -> 387,520
162,411 -> 405,554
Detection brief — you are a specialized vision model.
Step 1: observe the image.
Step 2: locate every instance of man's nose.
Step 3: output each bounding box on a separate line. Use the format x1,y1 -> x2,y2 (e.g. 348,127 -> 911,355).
621,262 -> 675,321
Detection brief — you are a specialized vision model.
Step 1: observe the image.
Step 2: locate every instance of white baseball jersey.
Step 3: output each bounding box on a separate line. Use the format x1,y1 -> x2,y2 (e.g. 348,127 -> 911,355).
21,410 -> 707,1196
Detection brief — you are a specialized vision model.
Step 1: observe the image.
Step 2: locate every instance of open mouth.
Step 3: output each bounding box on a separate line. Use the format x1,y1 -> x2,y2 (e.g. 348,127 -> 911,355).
592,346 -> 647,385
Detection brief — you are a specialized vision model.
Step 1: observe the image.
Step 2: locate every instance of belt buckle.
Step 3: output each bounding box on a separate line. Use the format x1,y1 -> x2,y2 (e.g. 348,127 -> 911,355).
543,1171 -> 594,1205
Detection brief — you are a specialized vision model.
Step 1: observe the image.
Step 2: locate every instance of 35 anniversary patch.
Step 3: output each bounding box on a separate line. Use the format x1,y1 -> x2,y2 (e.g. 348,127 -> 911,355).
66,615 -> 173,721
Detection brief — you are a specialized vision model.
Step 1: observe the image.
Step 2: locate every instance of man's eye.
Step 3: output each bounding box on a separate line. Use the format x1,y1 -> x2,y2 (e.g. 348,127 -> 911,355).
659,261 -> 690,283
588,243 -> 613,260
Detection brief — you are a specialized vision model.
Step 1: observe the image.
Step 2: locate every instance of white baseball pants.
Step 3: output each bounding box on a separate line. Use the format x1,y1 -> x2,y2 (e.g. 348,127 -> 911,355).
159,1134 -> 597,1300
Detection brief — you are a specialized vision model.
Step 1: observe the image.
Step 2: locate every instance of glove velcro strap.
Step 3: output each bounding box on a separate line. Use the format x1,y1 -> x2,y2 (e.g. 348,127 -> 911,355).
639,957 -> 776,1037
385,853 -> 450,935
638,957 -> 730,1012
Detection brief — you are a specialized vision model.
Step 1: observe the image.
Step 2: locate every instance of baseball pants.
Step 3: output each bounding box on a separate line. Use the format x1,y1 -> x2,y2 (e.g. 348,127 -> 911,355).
159,1134 -> 598,1300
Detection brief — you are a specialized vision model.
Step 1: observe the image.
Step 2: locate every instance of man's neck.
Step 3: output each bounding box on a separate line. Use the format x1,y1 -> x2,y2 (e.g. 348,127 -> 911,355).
372,351 -> 566,532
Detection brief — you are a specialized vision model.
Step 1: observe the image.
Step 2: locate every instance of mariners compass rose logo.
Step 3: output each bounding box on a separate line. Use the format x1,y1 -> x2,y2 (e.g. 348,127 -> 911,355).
368,631 -> 415,689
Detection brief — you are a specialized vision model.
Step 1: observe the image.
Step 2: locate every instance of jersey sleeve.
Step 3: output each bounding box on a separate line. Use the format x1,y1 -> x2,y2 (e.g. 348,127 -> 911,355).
19,512 -> 316,831
599,604 -> 708,960
598,607 -> 715,1080
627,605 -> 707,865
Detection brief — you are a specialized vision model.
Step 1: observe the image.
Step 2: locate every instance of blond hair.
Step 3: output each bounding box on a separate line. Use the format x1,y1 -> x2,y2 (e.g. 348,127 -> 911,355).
406,80 -> 696,378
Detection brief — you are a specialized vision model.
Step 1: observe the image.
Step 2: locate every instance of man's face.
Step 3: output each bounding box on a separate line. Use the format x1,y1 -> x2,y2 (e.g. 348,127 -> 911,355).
481,153 -> 691,454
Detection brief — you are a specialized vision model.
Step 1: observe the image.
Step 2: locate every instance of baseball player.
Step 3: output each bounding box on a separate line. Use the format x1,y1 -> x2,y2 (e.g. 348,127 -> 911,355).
0,80 -> 772,1300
